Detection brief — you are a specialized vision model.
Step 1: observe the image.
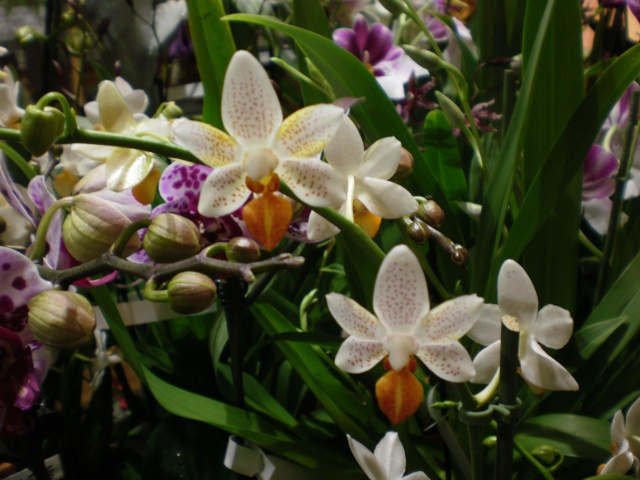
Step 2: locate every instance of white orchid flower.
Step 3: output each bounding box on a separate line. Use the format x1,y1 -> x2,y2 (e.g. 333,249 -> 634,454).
327,244 -> 482,382
91,330 -> 122,390
307,116 -> 418,242
348,432 -> 430,480
468,259 -> 579,392
172,50 -> 346,219
0,65 -> 24,128
83,77 -> 150,125
74,79 -> 171,192
599,396 -> 640,476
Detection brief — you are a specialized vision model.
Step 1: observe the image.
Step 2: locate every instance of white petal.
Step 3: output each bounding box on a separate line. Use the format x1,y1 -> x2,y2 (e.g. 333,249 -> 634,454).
197,164 -> 251,217
376,73 -> 408,101
278,158 -> 346,207
222,51 -> 282,147
97,80 -> 137,133
416,294 -> 483,344
326,293 -> 382,340
611,410 -> 626,445
403,472 -> 431,480
583,198 -> 612,235
417,341 -> 475,382
335,337 -> 386,374
106,148 -> 154,191
307,210 -> 340,242
359,137 -> 402,180
72,142 -> 116,161
273,104 -> 344,158
533,305 -> 573,349
466,304 -> 502,346
373,245 -> 430,333
172,118 -> 239,167
497,260 -> 538,329
599,451 -> 634,475
625,397 -> 640,456
83,100 -> 100,125
356,177 -> 418,218
347,435 -> 387,480
139,116 -> 172,138
471,341 -> 501,384
519,339 -> 578,391
324,115 -> 364,176
373,432 -> 406,480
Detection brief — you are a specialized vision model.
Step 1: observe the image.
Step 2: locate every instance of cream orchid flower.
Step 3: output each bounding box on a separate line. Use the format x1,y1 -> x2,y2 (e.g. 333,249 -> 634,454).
327,244 -> 482,382
0,65 -> 24,128
348,432 -> 430,480
172,50 -> 346,219
468,259 -> 579,392
599,396 -> 640,476
307,116 -> 418,241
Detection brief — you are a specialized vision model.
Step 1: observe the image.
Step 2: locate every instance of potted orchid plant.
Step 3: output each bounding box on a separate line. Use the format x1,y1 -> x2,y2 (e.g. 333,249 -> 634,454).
0,0 -> 639,479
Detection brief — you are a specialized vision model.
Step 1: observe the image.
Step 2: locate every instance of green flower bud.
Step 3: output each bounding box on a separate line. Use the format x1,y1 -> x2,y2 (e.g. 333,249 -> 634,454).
63,193 -> 141,262
20,105 -> 65,157
15,25 -> 43,46
416,200 -> 445,228
226,237 -> 261,263
402,45 -> 444,72
143,213 -> 201,263
482,436 -> 497,448
531,445 -> 558,465
28,290 -> 96,349
435,91 -> 467,131
390,148 -> 414,181
156,101 -> 183,119
167,272 -> 217,314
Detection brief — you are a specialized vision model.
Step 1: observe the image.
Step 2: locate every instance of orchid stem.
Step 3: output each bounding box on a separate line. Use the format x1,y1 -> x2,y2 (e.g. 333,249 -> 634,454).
578,230 -> 603,260
110,219 -> 151,257
30,196 -> 73,262
513,438 -> 555,480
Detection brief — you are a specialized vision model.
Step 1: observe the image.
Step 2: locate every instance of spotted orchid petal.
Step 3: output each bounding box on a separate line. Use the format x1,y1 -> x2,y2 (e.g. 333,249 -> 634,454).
307,210 -> 341,242
373,245 -> 430,333
532,305 -> 573,349
273,104 -> 345,158
416,294 -> 484,345
417,341 -> 475,382
158,162 -> 212,211
172,119 -> 239,168
221,51 -> 283,147
327,293 -> 382,340
497,259 -> 538,329
335,337 -> 387,374
359,137 -> 402,180
519,339 -> 578,391
198,164 -> 251,217
466,304 -> 502,346
278,158 -> 346,207
356,177 -> 418,219
324,115 -> 364,176
97,81 -> 137,133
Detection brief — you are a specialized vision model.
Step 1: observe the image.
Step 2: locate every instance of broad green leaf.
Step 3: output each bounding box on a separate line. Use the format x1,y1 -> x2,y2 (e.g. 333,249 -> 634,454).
251,296 -> 384,443
186,0 -> 235,128
516,414 -> 610,459
573,315 -> 629,360
143,366 -> 358,478
496,42 -> 640,273
520,0 -> 583,312
422,110 -> 468,201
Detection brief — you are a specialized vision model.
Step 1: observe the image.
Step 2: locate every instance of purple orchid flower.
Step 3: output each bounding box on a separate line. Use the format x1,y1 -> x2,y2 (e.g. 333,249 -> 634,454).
333,14 -> 428,99
582,145 -> 619,234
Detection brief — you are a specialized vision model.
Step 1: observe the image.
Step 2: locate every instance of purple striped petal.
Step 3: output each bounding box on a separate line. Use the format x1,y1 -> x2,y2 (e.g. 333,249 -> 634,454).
353,14 -> 369,54
333,28 -> 360,58
366,23 -> 395,65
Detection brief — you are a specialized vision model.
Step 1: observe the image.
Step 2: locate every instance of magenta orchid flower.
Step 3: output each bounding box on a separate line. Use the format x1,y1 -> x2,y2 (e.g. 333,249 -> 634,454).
582,145 -> 619,235
333,15 -> 429,99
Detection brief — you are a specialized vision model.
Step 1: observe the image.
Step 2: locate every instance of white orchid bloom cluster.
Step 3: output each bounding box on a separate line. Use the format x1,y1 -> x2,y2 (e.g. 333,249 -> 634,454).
599,397 -> 640,477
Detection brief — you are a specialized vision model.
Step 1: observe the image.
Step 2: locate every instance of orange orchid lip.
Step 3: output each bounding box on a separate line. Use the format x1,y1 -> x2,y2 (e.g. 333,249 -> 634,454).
375,361 -> 424,424
242,191 -> 293,251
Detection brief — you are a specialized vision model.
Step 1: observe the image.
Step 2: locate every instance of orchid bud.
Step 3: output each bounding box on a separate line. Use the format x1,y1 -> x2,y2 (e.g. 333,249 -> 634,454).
63,193 -> 141,262
167,272 -> 217,314
28,290 -> 96,349
531,446 -> 558,465
20,105 -> 65,156
15,25 -> 42,46
156,101 -> 183,119
416,200 -> 445,228
449,244 -> 468,265
390,148 -> 414,181
406,219 -> 430,244
226,237 -> 261,263
143,213 -> 201,263
435,91 -> 467,131
403,45 -> 444,72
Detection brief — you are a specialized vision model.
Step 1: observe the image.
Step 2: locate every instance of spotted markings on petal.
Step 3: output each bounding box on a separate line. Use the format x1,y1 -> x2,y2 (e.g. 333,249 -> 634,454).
336,337 -> 387,373
327,293 -> 381,340
279,158 -> 344,207
418,295 -> 482,343
198,164 -> 250,217
274,105 -> 344,158
417,342 -> 473,382
173,120 -> 239,167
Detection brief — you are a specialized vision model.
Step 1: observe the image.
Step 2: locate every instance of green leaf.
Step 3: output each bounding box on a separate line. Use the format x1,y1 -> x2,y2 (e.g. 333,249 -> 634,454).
185,0 -> 236,128
422,109 -> 468,201
516,414 -> 610,459
251,294 -> 385,443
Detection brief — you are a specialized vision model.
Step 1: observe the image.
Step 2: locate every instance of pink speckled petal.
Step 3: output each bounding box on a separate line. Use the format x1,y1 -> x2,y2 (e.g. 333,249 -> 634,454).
359,137 -> 402,180
416,294 -> 483,344
278,158 -> 346,207
335,336 -> 386,374
158,162 -> 212,207
497,260 -> 538,329
273,104 -> 345,158
172,118 -> 239,167
324,116 -> 364,176
471,341 -> 501,384
221,51 -> 282,147
373,245 -> 429,333
97,81 -> 137,133
307,210 -> 340,242
355,177 -> 418,219
417,340 -> 475,383
326,293 -> 382,340
197,164 -> 251,217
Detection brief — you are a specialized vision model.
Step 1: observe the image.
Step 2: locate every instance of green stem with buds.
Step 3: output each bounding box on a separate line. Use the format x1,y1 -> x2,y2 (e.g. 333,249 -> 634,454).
110,219 -> 151,257
30,196 -> 73,262
35,92 -> 77,137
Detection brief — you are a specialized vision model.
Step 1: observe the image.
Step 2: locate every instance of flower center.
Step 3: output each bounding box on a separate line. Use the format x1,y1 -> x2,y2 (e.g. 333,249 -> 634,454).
243,147 -> 279,183
383,335 -> 419,371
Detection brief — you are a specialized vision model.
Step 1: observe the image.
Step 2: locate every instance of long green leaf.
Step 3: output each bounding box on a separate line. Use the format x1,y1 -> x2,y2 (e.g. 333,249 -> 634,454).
186,0 -> 236,128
